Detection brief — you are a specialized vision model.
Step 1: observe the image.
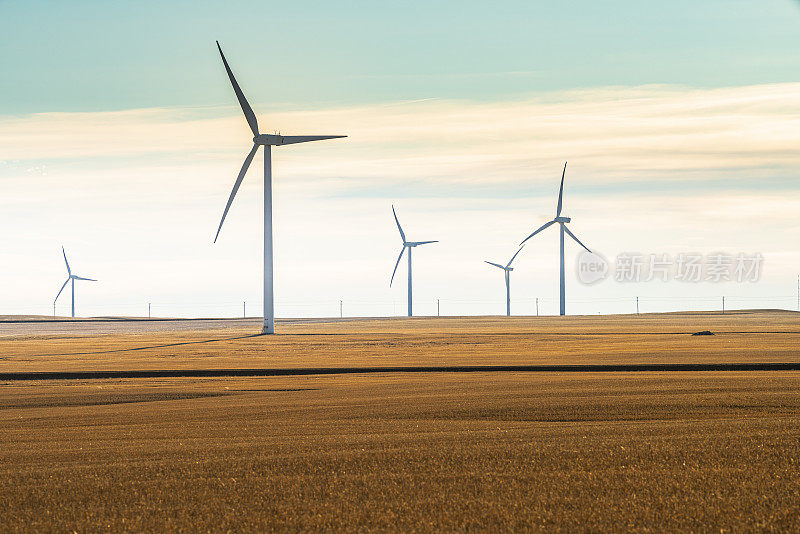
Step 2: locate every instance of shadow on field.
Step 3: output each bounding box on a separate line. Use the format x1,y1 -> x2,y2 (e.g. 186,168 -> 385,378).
3,363 -> 800,381
0,388 -> 320,409
0,391 -> 233,409
38,330 -> 791,360
43,333 -> 265,358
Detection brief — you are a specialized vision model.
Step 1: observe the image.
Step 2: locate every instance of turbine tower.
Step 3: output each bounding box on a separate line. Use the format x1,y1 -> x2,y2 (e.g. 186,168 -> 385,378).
520,162 -> 592,316
485,245 -> 525,317
390,206 -> 437,317
213,41 -> 345,334
54,247 -> 97,318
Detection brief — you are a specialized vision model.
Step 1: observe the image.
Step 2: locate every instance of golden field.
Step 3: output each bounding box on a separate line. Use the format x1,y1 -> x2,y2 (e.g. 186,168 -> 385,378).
1,310 -> 799,531
2,310 -> 800,373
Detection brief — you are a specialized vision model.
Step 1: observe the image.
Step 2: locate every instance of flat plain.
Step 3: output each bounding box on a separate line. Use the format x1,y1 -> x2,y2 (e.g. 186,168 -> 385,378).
1,310 -> 799,531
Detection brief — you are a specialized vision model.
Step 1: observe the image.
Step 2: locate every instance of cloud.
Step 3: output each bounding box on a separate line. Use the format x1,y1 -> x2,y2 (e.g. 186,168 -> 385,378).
2,82 -> 800,196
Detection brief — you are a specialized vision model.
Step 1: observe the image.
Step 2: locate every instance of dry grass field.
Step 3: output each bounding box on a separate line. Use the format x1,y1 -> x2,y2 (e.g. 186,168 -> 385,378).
2,310 -> 800,373
1,310 -> 799,531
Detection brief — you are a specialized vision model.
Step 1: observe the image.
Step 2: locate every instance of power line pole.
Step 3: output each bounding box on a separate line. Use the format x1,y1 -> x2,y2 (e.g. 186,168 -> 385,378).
636,296 -> 639,315
535,297 -> 539,317
722,296 -> 725,315
437,299 -> 440,317
243,301 -> 246,319
797,275 -> 799,311
148,302 -> 151,319
339,300 -> 343,318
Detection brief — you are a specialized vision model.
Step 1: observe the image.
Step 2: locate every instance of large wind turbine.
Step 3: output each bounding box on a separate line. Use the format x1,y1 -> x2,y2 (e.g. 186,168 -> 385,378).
485,245 -> 525,317
213,41 -> 345,334
54,247 -> 97,318
520,162 -> 592,316
390,206 -> 437,317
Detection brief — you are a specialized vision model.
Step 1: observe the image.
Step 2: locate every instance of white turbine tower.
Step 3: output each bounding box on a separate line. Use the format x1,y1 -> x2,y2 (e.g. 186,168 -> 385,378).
213,41 -> 346,334
54,247 -> 97,318
520,162 -> 592,316
485,245 -> 525,317
390,206 -> 437,317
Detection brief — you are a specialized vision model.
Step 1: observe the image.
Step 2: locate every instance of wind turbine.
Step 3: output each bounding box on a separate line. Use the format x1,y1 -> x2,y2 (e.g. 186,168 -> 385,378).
520,162 -> 592,316
390,206 -> 437,317
54,247 -> 97,318
213,41 -> 346,334
485,245 -> 525,317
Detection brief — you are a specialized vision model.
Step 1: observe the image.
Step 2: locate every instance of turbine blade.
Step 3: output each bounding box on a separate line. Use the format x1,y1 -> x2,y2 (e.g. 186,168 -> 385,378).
73,276 -> 97,281
556,162 -> 567,217
520,219 -> 556,245
485,261 -> 505,270
278,135 -> 347,145
564,226 -> 591,253
54,278 -> 69,303
216,41 -> 259,137
391,205 -> 406,242
413,240 -> 438,246
506,244 -> 525,268
390,246 -> 406,287
214,144 -> 259,243
62,246 -> 71,275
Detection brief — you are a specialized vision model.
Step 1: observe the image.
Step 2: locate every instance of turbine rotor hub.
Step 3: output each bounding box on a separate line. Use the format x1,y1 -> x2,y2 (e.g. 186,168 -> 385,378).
555,216 -> 571,223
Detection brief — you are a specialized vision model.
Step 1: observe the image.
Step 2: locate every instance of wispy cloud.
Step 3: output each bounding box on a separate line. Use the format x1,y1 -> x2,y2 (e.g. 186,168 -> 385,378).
2,82 -> 800,197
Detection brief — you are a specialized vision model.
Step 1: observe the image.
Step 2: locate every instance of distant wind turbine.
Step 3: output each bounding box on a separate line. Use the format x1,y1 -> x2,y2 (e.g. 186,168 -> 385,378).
213,41 -> 346,334
390,206 -> 437,317
485,245 -> 525,317
54,247 -> 97,318
520,162 -> 592,316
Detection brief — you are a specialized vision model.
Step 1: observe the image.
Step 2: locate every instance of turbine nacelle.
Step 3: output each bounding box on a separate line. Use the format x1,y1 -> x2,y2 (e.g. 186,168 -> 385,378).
255,134 -> 284,145
555,216 -> 571,223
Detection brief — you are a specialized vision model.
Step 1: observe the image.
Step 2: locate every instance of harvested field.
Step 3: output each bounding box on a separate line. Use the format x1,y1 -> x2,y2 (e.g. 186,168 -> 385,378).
1,310 -> 800,373
1,311 -> 799,531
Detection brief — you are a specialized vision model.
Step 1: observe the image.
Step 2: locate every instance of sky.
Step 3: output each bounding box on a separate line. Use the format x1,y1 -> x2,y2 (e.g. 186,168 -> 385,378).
1,0 -> 800,317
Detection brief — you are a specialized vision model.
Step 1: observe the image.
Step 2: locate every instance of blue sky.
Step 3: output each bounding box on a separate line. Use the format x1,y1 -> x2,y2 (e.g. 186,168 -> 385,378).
1,1 -> 800,318
3,0 -> 800,113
